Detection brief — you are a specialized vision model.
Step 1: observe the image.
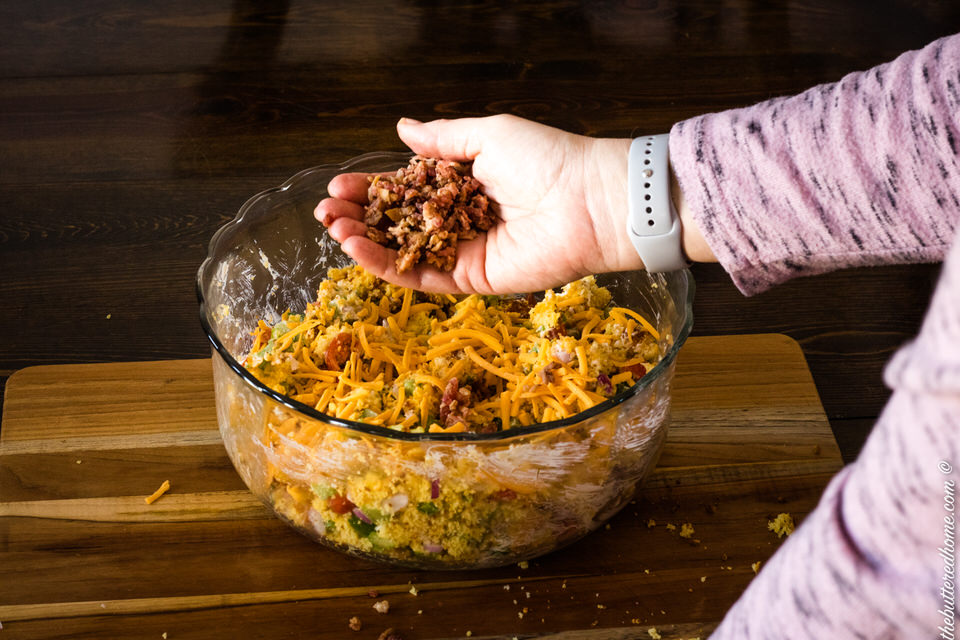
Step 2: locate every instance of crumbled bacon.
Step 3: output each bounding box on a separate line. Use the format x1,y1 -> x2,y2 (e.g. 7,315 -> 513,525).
478,421 -> 500,434
538,361 -> 561,385
544,324 -> 567,340
364,156 -> 496,273
505,293 -> 536,315
439,377 -> 472,428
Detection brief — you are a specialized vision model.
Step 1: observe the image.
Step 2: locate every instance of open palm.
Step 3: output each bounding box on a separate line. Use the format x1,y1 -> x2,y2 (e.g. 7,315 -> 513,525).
316,115 -> 639,294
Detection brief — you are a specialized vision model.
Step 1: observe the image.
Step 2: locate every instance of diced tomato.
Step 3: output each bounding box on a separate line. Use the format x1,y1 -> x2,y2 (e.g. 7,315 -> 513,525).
327,494 -> 355,514
621,363 -> 647,379
324,332 -> 352,370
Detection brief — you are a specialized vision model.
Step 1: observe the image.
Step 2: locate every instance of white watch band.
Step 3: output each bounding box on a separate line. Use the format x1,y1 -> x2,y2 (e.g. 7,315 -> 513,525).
626,134 -> 689,272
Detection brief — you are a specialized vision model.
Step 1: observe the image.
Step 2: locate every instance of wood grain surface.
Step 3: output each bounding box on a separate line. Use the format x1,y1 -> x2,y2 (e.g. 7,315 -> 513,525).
3,2 -> 959,468
0,334 -> 842,639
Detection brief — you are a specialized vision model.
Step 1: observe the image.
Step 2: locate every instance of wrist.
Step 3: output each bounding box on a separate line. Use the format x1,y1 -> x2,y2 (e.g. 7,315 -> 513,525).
626,135 -> 688,272
585,135 -> 715,274
584,137 -> 646,273
668,159 -> 715,263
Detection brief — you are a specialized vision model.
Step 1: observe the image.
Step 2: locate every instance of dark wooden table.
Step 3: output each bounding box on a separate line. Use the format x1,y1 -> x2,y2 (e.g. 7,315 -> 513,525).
1,1 -> 958,636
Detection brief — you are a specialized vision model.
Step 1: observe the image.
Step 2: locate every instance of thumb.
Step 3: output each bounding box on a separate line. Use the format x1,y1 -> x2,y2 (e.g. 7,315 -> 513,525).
396,117 -> 485,161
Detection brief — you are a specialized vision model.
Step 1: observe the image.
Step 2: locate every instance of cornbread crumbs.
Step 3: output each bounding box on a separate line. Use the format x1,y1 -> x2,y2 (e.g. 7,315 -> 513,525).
373,600 -> 389,614
700,576 -> 707,582
244,265 -> 662,566
647,519 -> 656,527
466,632 -> 473,637
752,561 -> 762,574
409,585 -> 419,596
518,560 -> 529,569
679,522 -> 695,538
648,627 -> 662,639
768,512 -> 795,538
666,523 -> 677,531
348,616 -> 362,631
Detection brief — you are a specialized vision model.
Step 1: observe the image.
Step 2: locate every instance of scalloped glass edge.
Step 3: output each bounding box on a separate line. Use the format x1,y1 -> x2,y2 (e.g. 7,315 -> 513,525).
197,152 -> 696,443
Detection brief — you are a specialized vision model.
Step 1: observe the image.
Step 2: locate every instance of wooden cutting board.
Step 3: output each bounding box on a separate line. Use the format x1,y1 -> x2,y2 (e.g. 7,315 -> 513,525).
0,334 -> 843,640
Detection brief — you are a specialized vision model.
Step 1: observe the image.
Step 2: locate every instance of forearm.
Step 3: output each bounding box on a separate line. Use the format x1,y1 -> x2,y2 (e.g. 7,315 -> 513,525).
711,228 -> 960,638
669,33 -> 960,295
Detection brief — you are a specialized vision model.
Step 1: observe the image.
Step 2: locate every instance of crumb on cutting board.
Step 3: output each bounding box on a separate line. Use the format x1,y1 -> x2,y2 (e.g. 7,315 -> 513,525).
768,512 -> 795,538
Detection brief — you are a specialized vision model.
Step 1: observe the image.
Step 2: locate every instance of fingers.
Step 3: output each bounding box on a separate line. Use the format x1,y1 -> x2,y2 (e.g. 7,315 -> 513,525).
327,172 -> 370,201
340,236 -> 460,293
314,197 -> 364,226
397,117 -> 487,161
325,216 -> 367,244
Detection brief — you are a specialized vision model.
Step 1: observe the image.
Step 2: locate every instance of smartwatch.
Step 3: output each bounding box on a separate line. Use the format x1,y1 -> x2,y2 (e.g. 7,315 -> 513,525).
626,134 -> 689,272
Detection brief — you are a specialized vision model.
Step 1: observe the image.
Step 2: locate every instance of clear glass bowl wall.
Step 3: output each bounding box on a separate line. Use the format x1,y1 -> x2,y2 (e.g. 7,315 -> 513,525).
197,152 -> 694,569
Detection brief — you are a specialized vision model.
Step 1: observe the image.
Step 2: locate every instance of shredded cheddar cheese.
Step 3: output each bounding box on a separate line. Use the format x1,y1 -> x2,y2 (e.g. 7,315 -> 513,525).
245,266 -> 661,434
145,480 -> 170,505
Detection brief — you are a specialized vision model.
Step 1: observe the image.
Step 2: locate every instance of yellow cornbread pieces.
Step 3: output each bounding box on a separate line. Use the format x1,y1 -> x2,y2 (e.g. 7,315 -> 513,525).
245,266 -> 660,434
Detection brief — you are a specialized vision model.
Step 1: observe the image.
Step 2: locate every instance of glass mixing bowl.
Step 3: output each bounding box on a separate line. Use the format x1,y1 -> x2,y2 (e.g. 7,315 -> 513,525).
197,152 -> 694,569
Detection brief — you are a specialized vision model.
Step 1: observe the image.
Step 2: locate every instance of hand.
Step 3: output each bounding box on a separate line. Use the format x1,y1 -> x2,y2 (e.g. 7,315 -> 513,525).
316,114 -> 711,294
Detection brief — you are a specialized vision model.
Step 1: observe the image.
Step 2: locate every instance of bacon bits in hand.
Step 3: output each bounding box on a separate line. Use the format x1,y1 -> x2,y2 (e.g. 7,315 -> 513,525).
364,156 -> 496,273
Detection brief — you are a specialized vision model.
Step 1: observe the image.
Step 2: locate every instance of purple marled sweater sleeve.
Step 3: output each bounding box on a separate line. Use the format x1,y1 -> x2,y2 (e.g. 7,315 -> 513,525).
667,35 -> 960,639
670,35 -> 959,296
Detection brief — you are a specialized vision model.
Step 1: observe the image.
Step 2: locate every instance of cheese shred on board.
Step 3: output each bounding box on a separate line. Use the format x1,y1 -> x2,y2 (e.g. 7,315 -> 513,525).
244,266 -> 661,433
144,480 -> 170,505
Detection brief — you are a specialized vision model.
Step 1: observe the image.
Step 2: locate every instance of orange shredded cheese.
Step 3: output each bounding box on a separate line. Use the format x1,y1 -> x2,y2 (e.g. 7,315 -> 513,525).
245,266 -> 661,434
144,480 -> 171,505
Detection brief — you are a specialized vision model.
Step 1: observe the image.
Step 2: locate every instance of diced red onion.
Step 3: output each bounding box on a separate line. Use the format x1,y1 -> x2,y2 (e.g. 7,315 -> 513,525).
597,373 -> 614,395
422,542 -> 443,554
430,479 -> 441,499
381,493 -> 409,513
352,507 -> 373,524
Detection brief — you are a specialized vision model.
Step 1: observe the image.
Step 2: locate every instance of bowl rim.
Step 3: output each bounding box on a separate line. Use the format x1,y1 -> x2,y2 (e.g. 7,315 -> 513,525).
197,153 -> 696,442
